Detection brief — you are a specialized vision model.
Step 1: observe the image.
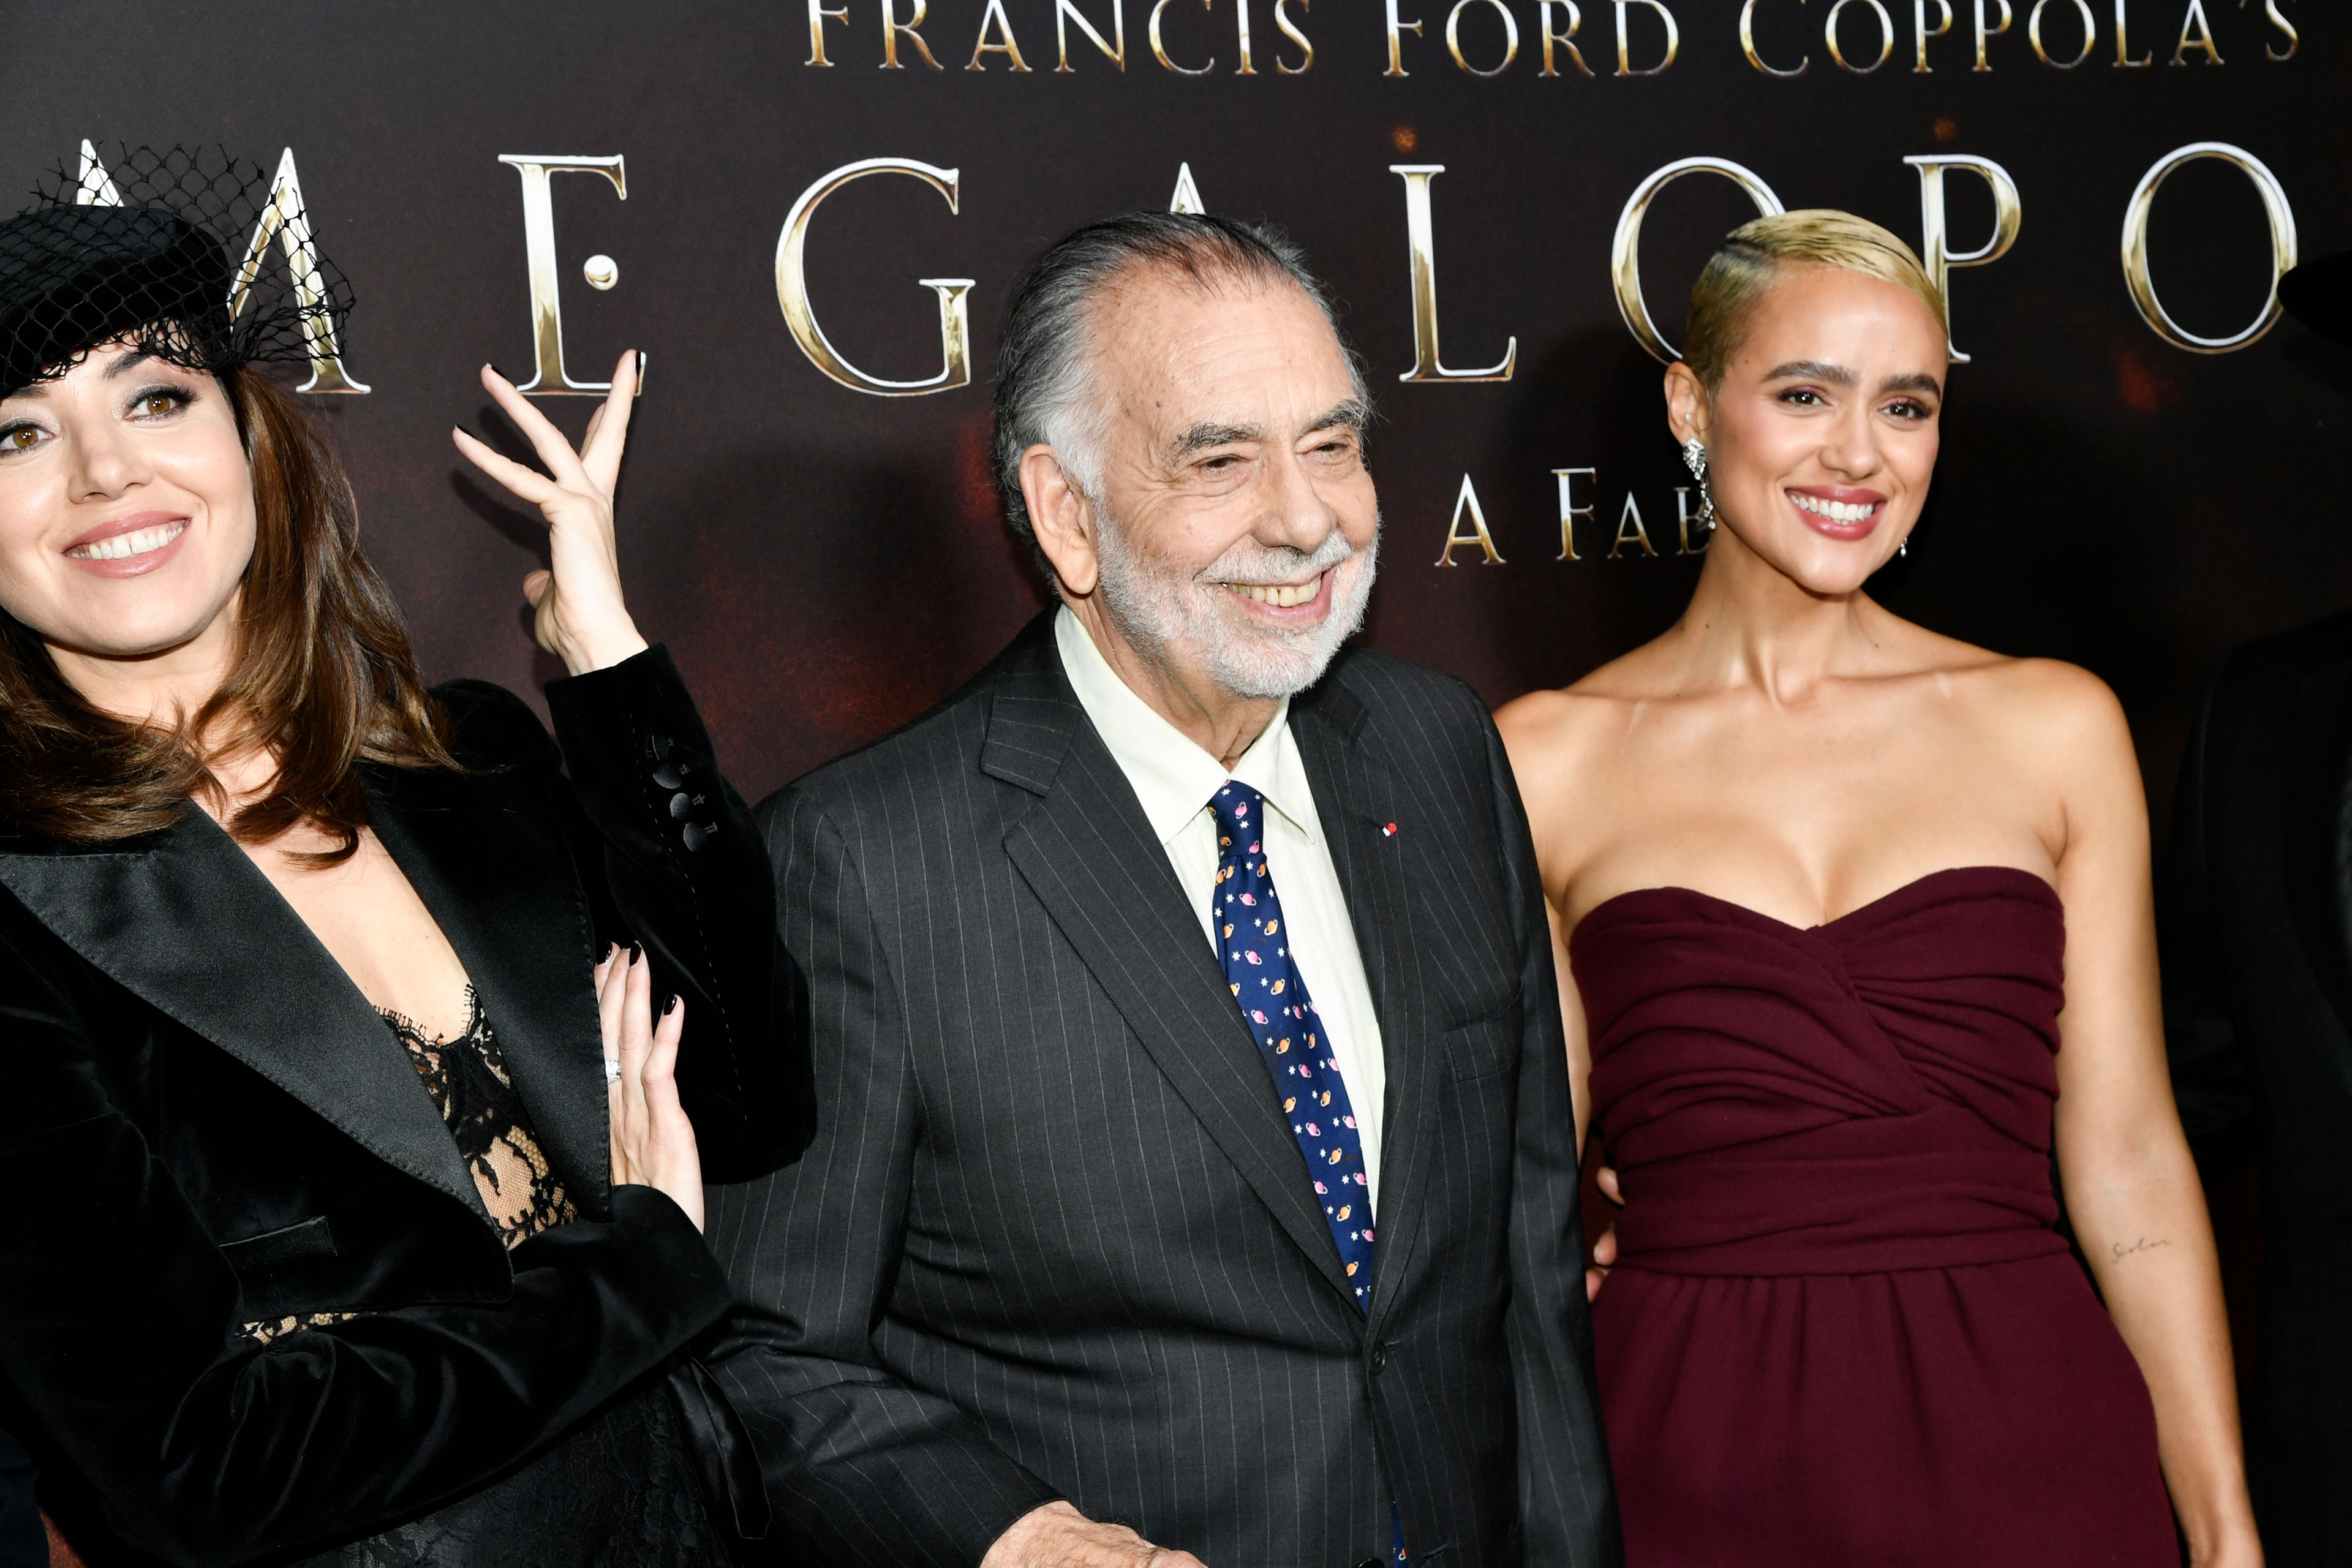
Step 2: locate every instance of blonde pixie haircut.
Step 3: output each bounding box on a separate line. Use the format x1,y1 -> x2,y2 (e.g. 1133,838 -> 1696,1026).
1683,209 -> 1947,391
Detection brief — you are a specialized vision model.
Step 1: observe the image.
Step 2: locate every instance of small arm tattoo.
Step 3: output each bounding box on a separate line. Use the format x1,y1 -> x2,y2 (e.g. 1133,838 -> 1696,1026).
2109,1237 -> 2169,1262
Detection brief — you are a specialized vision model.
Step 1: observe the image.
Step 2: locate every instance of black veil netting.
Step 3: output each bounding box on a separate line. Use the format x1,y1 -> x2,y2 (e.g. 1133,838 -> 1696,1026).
0,143 -> 355,399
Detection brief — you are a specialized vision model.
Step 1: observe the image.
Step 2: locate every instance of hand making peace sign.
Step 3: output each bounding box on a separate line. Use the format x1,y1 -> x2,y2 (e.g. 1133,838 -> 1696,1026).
452,350 -> 651,676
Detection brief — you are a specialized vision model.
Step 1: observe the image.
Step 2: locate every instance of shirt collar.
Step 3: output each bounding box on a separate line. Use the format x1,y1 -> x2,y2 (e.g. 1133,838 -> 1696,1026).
1054,606 -> 1313,846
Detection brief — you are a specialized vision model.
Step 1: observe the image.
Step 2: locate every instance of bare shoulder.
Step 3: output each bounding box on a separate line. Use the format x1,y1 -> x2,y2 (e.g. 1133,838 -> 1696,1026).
1930,649 -> 2141,793
1494,646 -> 1660,774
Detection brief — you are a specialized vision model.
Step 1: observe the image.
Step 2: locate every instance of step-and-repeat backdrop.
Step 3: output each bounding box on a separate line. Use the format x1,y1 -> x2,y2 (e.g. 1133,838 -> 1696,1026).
7,2 -> 2340,823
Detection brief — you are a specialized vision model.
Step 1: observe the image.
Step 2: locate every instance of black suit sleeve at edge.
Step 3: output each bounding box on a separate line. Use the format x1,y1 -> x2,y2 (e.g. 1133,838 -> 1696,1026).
700,790 -> 1064,1568
1480,709 -> 1626,1567
0,928 -> 732,1567
2158,653 -> 2257,1185
542,646 -> 814,1182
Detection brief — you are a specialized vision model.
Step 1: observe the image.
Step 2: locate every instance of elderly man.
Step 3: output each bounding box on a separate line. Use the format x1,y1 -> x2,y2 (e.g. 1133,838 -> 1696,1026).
708,213 -> 1619,1568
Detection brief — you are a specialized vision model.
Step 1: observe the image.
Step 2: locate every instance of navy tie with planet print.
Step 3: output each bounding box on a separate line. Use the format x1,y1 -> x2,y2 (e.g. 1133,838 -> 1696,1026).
1210,781 -> 1377,1306
1210,782 -> 1406,1564
1213,785 -> 1392,1568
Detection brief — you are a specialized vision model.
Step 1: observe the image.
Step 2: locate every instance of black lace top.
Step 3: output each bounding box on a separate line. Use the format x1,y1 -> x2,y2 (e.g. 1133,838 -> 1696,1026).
377,987 -> 576,1245
243,990 -> 576,1345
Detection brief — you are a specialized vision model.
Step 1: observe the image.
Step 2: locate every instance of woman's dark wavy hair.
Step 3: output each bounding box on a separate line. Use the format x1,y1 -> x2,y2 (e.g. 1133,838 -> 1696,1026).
0,366 -> 456,864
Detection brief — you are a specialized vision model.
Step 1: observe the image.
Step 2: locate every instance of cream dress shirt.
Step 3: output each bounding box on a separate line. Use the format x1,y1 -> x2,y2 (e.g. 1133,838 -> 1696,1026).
1054,608 -> 1389,1207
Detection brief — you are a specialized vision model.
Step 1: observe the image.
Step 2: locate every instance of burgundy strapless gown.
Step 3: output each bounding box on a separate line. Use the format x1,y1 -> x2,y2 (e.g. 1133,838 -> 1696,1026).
1571,867 -> 2177,1566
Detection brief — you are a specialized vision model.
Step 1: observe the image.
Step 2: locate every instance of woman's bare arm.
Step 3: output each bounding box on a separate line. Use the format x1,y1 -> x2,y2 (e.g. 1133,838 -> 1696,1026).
1496,694 -> 1597,1157
2041,668 -> 2259,1567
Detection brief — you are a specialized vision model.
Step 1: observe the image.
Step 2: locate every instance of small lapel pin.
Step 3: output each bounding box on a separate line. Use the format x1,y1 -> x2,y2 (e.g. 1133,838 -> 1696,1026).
1382,823 -> 1397,837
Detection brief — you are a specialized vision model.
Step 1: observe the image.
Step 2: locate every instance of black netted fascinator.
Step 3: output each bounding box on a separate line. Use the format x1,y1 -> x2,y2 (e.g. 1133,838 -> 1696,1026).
0,143 -> 355,399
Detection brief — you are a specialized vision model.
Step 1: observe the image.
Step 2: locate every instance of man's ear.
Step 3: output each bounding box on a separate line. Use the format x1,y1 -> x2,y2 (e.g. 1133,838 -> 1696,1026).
1664,362 -> 1711,448
1020,445 -> 1100,597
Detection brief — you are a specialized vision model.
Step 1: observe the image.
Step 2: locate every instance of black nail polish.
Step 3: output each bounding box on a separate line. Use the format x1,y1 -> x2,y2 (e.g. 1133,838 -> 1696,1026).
662,993 -> 680,1016
628,940 -> 644,963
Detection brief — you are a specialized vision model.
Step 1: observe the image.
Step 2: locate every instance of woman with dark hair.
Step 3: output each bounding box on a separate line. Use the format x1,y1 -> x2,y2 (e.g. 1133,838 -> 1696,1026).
1498,210 -> 2258,1565
0,148 -> 804,1564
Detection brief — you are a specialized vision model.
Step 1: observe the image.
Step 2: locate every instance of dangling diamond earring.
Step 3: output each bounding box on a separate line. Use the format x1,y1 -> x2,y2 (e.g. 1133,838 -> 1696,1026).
1898,536 -> 1909,559
1681,439 -> 1717,532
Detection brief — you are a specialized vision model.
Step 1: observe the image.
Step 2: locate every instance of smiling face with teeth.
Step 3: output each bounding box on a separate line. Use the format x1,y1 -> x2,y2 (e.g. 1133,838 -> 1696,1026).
0,341 -> 257,704
1019,266 -> 1381,766
1667,264 -> 1948,598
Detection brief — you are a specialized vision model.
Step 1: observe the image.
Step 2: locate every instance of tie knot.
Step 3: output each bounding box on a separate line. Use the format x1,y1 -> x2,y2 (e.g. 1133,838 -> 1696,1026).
1210,780 -> 1264,837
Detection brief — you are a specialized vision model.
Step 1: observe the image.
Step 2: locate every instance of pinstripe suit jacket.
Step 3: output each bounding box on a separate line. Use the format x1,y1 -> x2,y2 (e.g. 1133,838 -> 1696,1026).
707,613 -> 1619,1568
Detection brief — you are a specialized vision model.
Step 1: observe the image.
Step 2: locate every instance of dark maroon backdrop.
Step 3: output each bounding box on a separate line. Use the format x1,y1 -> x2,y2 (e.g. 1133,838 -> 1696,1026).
9,2 -> 2343,818
7,1 -> 2343,1392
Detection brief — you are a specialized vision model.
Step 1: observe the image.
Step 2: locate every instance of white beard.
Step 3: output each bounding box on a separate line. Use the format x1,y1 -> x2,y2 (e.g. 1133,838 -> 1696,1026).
1093,510 -> 1379,701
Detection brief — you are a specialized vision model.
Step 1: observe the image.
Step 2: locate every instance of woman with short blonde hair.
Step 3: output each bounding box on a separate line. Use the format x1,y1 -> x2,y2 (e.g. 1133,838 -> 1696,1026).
1500,209 -> 2260,1565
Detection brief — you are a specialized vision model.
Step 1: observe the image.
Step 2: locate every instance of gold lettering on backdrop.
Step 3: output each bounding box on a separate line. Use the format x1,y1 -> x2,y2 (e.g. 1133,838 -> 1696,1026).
2170,0 -> 2220,64
2120,141 -> 2296,353
1274,0 -> 1314,72
2113,0 -> 2152,64
1555,467 -> 1597,560
1614,0 -> 1679,74
1385,0 -> 1424,74
1745,0 -> 1813,75
1675,488 -> 1711,553
1972,0 -> 2011,69
497,154 -> 625,396
1827,0 -> 1896,70
1904,155 -> 2022,361
1540,0 -> 1594,74
2256,0 -> 2296,61
808,0 -> 851,64
2027,0 -> 2094,65
1236,0 -> 1258,72
1448,0 -> 1520,74
1613,157 -> 1785,363
1169,162 -> 1208,211
883,0 -> 945,67
78,140 -> 367,394
776,157 -> 976,394
1609,493 -> 1657,558
72,139 -> 123,205
232,149 -> 372,394
1391,166 -> 1517,382
1913,0 -> 1953,69
1058,0 -> 1128,69
1740,0 -> 1808,76
968,0 -> 1034,69
1436,476 -> 1506,565
1150,0 -> 1217,71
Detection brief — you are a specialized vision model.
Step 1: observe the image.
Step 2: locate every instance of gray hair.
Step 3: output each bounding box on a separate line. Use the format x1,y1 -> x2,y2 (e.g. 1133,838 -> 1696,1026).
990,211 -> 1370,541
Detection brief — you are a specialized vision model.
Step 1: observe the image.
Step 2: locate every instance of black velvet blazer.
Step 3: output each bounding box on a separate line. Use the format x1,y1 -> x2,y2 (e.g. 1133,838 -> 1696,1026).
0,647 -> 810,1567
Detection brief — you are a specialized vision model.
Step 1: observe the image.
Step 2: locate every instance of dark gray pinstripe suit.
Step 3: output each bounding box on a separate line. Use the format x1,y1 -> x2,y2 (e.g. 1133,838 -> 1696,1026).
707,613 -> 1619,1568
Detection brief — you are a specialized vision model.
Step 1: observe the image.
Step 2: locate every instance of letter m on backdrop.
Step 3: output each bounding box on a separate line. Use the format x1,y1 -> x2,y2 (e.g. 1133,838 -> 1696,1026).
75,139 -> 369,394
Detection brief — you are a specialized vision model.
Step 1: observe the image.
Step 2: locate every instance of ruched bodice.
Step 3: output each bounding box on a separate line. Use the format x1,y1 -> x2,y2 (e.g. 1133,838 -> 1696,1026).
1578,866 -> 2072,1277
1570,867 -> 2176,1566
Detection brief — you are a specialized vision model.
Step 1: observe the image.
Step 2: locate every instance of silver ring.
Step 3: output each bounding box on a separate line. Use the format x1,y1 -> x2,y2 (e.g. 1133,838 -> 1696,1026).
603,1058 -> 622,1085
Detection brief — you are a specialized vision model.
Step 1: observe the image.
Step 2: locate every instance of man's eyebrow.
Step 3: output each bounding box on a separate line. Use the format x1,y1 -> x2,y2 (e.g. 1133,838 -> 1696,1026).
1759,360 -> 1858,387
1879,372 -> 1944,396
1169,421 -> 1266,459
1303,399 -> 1371,435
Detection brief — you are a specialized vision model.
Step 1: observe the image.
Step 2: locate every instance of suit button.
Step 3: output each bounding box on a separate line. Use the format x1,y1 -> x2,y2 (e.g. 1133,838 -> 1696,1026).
1368,1340 -> 1390,1376
1356,1558 -> 1383,1568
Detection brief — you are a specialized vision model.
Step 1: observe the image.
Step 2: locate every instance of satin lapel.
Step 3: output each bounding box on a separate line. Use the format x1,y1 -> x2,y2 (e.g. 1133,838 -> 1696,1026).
364,763 -> 612,1216
984,641 -> 1355,1309
1288,690 -> 1438,1332
0,810 -> 480,1215
2281,659 -> 2352,1044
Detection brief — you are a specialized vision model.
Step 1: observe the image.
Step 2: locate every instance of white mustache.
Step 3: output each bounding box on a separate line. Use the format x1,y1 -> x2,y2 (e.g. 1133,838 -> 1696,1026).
1199,530 -> 1359,588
